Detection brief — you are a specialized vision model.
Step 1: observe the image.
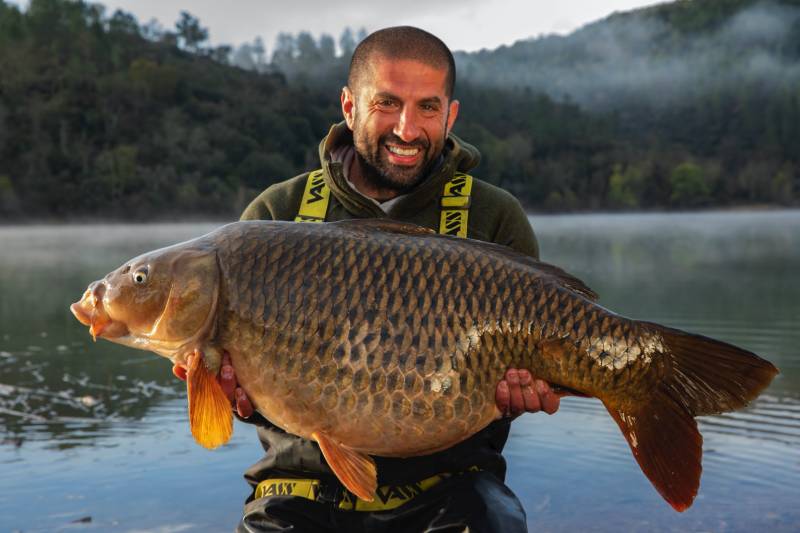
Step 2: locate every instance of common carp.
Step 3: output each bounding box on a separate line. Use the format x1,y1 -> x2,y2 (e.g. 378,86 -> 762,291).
70,220 -> 778,511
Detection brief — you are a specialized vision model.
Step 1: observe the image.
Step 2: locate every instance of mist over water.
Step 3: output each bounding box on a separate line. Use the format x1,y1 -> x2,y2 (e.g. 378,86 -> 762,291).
509,210 -> 800,531
0,212 -> 798,531
457,2 -> 800,110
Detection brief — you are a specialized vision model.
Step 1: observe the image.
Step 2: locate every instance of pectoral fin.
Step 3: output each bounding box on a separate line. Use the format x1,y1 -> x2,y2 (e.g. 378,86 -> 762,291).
187,349 -> 233,449
312,431 -> 377,502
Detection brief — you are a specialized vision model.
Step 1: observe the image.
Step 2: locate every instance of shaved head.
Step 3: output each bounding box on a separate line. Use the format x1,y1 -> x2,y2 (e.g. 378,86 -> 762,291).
348,26 -> 456,99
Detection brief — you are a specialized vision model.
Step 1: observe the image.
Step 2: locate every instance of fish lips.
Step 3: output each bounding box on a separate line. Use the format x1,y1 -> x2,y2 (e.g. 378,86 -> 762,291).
70,286 -> 128,340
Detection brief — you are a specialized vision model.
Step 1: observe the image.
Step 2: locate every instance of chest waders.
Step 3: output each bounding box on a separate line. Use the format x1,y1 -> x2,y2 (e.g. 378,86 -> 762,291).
295,170 -> 473,237
278,169 -> 483,512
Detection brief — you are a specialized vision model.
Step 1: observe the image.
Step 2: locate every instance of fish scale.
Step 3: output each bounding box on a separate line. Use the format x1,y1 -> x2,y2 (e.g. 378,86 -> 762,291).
214,222 -> 631,453
71,219 -> 777,510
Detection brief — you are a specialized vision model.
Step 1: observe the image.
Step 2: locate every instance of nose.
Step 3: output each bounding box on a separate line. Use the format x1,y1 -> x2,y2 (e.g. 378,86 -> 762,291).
393,106 -> 420,143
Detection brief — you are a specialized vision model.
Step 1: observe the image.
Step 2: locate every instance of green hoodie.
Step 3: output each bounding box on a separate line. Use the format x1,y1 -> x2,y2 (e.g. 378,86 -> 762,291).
241,122 -> 539,259
238,121 -> 540,492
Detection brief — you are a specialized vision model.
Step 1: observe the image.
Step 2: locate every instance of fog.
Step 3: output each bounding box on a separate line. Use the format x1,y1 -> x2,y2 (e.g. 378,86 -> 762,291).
456,2 -> 800,110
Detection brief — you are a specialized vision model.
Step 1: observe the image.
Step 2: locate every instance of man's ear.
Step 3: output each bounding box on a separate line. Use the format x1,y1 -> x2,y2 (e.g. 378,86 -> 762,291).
341,86 -> 355,129
446,99 -> 460,135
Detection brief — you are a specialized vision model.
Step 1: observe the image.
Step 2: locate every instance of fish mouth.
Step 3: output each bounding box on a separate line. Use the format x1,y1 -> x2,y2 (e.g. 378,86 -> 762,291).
70,283 -> 127,340
70,289 -> 93,326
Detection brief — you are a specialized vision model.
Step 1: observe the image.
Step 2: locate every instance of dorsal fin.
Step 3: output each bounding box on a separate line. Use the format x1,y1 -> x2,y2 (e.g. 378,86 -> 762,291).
443,237 -> 599,301
526,260 -> 598,301
328,218 -> 436,236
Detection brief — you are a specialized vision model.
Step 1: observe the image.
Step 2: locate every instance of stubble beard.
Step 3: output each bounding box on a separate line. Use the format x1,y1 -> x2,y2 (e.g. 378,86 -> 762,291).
352,114 -> 448,195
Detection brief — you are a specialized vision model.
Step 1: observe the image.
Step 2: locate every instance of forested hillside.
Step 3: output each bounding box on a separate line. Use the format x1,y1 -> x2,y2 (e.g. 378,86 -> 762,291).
453,0 -> 800,209
0,0 -> 797,220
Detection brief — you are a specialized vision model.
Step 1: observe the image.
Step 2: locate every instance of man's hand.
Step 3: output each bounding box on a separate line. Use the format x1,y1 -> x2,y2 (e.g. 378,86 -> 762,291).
495,368 -> 559,417
172,351 -> 254,418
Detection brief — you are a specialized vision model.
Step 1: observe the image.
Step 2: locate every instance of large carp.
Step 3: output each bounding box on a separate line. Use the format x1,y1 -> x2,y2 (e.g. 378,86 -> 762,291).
70,220 -> 777,511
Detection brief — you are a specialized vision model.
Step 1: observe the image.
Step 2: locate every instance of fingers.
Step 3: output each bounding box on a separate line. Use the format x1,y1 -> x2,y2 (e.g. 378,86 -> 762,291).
220,350 -> 253,418
495,380 -> 511,416
507,369 -> 531,416
519,370 -> 540,413
219,351 -> 236,403
496,369 -> 540,417
173,351 -> 196,381
235,387 -> 253,418
496,368 -> 560,417
172,363 -> 187,381
535,379 -> 561,414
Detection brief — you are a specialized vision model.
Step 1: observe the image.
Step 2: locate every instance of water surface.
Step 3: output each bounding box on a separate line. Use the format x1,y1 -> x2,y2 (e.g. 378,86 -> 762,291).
0,212 -> 798,532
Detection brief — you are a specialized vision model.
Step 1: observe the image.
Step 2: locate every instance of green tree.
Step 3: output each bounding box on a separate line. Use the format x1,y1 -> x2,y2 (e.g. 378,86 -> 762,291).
175,11 -> 207,52
608,164 -> 645,208
339,28 -> 356,58
670,162 -> 711,207
770,164 -> 795,204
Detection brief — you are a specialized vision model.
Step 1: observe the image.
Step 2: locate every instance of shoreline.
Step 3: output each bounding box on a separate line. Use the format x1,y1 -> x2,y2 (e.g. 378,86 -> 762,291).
1,205 -> 799,227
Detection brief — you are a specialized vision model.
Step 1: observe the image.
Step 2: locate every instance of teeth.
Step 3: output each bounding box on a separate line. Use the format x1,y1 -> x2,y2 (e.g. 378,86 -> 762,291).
387,145 -> 419,156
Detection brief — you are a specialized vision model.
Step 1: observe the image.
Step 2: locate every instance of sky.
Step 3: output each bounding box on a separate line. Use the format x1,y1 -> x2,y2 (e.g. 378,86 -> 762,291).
8,0 -> 667,53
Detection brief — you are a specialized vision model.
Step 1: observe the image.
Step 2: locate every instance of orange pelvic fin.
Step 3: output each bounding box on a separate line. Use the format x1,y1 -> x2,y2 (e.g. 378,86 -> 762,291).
604,396 -> 701,512
312,431 -> 377,502
187,349 -> 233,449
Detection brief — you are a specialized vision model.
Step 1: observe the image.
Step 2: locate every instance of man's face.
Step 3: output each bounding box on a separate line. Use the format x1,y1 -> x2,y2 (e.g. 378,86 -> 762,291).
341,57 -> 459,193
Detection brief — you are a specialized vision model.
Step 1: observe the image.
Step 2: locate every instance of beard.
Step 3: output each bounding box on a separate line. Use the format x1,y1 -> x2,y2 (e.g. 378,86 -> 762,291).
352,120 -> 447,195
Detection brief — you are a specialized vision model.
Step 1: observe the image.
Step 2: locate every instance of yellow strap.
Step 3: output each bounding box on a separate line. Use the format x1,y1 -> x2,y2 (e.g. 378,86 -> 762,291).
254,471 -> 465,511
295,169 -> 473,237
439,173 -> 473,238
254,478 -> 321,500
338,473 -> 446,511
295,170 -> 330,222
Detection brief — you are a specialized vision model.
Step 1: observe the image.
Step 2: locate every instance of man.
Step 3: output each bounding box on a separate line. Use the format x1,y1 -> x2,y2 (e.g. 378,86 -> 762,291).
178,26 -> 560,532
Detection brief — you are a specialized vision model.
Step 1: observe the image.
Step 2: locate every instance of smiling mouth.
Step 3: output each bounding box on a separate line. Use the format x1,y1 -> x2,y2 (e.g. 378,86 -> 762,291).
386,145 -> 420,156
384,143 -> 424,166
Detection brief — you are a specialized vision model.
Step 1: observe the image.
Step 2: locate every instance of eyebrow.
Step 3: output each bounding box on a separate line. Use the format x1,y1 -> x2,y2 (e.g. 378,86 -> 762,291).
373,91 -> 401,102
373,92 -> 443,107
419,96 -> 443,107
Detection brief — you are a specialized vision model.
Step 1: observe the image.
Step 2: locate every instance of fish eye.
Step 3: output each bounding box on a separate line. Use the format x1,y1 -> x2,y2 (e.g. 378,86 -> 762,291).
132,268 -> 148,285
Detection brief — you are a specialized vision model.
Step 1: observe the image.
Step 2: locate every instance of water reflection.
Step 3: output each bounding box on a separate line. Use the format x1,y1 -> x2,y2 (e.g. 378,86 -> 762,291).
506,210 -> 800,532
0,213 -> 798,531
0,224 -> 218,450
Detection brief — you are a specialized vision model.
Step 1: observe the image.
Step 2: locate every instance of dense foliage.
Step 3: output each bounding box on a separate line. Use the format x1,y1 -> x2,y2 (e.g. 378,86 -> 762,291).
0,0 -> 797,220
0,0 -> 341,219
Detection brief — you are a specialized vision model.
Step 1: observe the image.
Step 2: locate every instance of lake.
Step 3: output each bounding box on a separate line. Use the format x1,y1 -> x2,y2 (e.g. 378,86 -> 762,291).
0,211 -> 798,532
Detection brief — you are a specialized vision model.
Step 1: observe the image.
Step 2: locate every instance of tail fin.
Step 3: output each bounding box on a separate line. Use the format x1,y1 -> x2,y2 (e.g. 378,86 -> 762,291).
604,324 -> 778,512
648,324 -> 779,417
